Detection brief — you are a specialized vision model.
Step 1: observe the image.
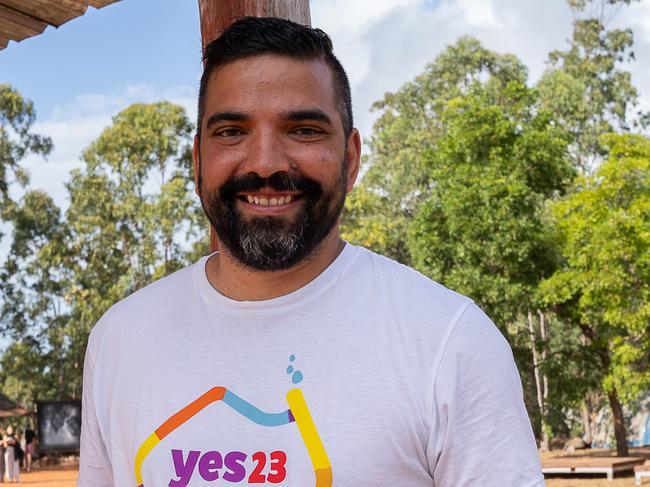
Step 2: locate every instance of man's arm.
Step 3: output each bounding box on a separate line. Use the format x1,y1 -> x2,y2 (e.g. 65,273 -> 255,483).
428,303 -> 545,487
78,328 -> 114,487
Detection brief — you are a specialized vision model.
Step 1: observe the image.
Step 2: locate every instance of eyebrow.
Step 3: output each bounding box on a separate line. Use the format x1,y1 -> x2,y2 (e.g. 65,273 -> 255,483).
205,111 -> 250,130
284,109 -> 333,126
204,109 -> 333,130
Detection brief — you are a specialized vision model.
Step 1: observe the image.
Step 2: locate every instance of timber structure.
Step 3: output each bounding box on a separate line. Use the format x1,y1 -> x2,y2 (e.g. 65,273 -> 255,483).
0,0 -> 121,50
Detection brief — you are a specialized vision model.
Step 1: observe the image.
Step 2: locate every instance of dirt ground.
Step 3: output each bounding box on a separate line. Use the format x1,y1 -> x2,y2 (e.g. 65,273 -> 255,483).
7,447 -> 650,486
7,465 -> 78,486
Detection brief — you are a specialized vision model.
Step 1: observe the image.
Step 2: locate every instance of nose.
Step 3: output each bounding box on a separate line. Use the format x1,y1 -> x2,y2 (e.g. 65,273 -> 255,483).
241,129 -> 292,178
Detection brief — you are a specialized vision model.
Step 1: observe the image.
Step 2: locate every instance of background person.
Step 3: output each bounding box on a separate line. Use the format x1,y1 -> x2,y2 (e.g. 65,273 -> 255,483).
23,429 -> 35,473
2,426 -> 19,482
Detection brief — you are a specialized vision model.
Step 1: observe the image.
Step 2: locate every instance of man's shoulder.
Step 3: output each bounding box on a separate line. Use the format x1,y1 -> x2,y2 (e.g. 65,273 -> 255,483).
90,257 -> 204,337
351,244 -> 470,304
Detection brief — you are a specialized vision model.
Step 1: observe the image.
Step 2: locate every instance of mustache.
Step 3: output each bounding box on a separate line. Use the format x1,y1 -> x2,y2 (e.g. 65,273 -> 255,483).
218,172 -> 322,201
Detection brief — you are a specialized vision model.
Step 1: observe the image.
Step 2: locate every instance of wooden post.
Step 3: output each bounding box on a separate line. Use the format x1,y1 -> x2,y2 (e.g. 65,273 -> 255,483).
197,0 -> 311,251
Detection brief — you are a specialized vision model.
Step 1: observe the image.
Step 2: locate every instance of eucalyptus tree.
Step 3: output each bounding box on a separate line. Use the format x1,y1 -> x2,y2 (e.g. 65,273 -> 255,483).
343,37 -> 532,265
0,84 -> 52,231
1,102 -> 206,402
537,0 -> 645,174
541,134 -> 650,456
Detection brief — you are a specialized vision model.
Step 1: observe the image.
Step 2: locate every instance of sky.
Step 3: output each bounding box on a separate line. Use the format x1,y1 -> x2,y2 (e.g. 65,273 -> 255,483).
1,0 -> 650,256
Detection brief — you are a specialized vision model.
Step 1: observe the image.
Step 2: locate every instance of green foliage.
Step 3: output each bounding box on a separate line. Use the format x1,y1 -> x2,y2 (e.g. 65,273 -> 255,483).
0,102 -> 206,404
538,0 -> 644,173
0,85 -> 52,234
341,185 -> 407,261
0,190 -> 71,405
342,36 -> 529,264
541,133 -> 650,404
406,77 -> 573,327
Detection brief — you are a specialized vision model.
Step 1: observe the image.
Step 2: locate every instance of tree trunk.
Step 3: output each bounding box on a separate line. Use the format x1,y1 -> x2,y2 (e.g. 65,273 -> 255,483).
608,387 -> 629,457
528,310 -> 549,450
538,310 -> 550,450
581,399 -> 593,445
196,0 -> 312,252
591,342 -> 629,457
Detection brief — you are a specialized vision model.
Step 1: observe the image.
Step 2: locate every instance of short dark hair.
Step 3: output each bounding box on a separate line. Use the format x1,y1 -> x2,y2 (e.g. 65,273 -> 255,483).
197,16 -> 353,138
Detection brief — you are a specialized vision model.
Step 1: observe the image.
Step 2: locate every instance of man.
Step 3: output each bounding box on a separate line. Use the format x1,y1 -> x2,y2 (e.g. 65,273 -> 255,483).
79,17 -> 544,486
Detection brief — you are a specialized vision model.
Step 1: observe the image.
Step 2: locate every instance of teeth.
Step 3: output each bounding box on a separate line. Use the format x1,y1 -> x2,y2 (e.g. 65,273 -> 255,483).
245,195 -> 295,205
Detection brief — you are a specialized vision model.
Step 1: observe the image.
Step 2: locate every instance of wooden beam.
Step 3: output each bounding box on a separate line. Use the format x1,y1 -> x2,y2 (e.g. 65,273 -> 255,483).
197,0 -> 311,251
0,0 -> 87,27
0,4 -> 47,41
88,0 -> 121,8
198,0 -> 310,50
0,34 -> 8,49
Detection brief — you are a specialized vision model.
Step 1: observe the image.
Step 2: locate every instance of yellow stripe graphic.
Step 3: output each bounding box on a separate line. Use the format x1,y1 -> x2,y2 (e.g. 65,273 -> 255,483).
134,433 -> 160,485
286,388 -> 331,471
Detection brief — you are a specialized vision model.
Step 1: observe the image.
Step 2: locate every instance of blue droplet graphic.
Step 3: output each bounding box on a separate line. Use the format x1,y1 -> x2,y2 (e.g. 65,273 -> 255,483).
289,354 -> 296,362
286,365 -> 294,374
292,371 -> 304,384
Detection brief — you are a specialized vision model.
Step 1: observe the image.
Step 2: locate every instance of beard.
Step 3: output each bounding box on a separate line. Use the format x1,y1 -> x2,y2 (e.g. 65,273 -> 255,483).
199,161 -> 348,271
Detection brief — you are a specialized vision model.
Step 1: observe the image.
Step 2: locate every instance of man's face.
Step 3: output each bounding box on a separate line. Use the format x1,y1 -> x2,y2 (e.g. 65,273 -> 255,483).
194,54 -> 359,270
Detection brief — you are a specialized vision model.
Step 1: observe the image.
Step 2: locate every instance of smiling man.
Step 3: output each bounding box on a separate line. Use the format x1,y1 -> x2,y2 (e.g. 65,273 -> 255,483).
79,17 -> 544,487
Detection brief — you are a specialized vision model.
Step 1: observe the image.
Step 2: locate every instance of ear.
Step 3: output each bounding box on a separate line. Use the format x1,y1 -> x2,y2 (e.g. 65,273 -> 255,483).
192,134 -> 200,196
344,128 -> 362,193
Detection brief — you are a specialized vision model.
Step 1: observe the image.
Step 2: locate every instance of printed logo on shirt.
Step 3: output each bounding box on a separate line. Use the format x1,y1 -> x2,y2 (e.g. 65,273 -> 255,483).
133,355 -> 332,486
168,449 -> 287,486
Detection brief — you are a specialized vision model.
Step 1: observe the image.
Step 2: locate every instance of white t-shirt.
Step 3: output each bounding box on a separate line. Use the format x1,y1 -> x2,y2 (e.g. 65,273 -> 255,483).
79,243 -> 544,487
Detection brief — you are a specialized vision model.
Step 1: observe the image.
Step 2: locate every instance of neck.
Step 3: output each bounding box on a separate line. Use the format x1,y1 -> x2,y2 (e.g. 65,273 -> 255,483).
205,230 -> 345,301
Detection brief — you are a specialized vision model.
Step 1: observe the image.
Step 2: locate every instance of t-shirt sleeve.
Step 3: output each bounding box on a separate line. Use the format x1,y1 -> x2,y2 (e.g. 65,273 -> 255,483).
78,325 -> 114,487
427,303 -> 545,487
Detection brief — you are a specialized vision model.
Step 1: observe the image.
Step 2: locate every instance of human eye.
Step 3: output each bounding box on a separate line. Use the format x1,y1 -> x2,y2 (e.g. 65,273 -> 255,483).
214,127 -> 245,138
291,126 -> 325,139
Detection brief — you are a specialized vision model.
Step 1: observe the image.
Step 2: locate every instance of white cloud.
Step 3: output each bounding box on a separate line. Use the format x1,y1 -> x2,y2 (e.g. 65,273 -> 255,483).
313,0 -> 574,140
456,0 -> 502,27
15,84 -> 197,209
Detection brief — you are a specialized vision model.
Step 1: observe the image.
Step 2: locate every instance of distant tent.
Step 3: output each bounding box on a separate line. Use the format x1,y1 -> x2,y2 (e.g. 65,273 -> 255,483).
0,393 -> 31,418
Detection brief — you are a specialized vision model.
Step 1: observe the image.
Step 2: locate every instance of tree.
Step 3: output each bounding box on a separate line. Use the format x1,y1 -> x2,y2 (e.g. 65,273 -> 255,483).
0,190 -> 71,404
0,85 -> 52,234
537,0 -> 644,173
342,36 -> 530,264
0,102 -> 206,403
535,0 -> 645,451
407,80 -> 573,326
541,133 -> 649,456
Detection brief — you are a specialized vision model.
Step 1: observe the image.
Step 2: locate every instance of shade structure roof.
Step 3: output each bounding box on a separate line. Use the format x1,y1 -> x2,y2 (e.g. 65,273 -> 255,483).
0,392 -> 31,418
0,0 -> 121,51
